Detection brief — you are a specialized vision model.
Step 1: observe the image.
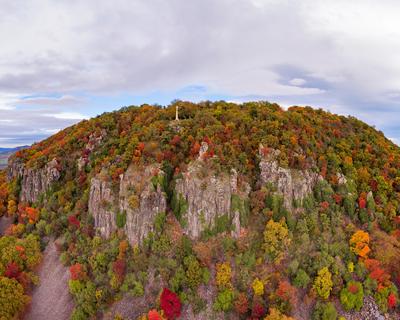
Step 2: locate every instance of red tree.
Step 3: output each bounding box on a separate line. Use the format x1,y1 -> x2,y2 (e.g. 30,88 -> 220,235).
251,301 -> 265,318
68,215 -> 80,228
234,292 -> 249,314
113,259 -> 126,281
160,288 -> 181,320
5,262 -> 20,279
70,263 -> 86,280
148,309 -> 162,320
388,292 -> 397,309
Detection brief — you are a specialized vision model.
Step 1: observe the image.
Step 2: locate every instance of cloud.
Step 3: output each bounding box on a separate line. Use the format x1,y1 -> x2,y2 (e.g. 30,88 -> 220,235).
0,0 -> 400,145
289,78 -> 307,86
44,112 -> 86,120
18,95 -> 84,106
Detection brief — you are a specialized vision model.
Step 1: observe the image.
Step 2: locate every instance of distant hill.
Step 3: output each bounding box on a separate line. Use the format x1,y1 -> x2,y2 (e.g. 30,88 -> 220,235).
0,145 -> 29,169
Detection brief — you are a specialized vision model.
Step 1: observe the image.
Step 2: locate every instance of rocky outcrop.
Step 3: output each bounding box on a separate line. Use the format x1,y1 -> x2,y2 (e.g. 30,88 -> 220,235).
77,130 -> 106,172
8,157 -> 61,203
259,146 -> 321,209
174,143 -> 250,239
119,165 -> 167,246
89,164 -> 167,246
339,296 -> 388,320
88,175 -> 117,239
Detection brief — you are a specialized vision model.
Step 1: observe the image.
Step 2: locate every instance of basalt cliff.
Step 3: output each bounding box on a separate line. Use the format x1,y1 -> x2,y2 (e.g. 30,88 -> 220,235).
1,101 -> 399,320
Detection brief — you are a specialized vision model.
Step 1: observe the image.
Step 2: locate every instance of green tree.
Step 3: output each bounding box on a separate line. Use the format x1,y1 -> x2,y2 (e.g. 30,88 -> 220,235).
340,281 -> 364,311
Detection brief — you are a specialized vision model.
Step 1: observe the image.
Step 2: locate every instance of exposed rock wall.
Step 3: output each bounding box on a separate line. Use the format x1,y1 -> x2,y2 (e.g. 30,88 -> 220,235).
259,146 -> 321,209
119,165 -> 167,246
174,145 -> 250,239
88,176 -> 117,239
89,164 -> 167,246
8,157 -> 61,203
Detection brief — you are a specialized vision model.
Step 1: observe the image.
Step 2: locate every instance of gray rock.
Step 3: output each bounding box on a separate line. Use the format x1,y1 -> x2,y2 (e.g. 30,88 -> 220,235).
174,155 -> 250,239
258,145 -> 321,210
89,164 -> 167,246
89,175 -> 117,238
8,157 -> 61,203
119,164 -> 167,246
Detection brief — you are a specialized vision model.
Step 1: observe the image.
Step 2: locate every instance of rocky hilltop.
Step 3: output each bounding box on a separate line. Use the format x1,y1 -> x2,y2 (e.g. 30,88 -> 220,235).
1,101 -> 399,320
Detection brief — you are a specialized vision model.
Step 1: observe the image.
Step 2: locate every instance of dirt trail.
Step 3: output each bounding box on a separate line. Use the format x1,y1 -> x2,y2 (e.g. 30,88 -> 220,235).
24,240 -> 74,320
0,215 -> 12,235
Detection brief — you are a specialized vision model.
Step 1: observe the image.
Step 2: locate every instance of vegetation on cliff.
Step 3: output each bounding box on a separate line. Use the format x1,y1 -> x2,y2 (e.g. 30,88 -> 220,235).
0,101 -> 399,319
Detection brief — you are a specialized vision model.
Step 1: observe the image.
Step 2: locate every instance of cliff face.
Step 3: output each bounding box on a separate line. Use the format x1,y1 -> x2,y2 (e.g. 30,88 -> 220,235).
88,176 -> 117,239
174,143 -> 250,239
119,164 -> 167,246
8,157 -> 61,203
89,164 -> 167,246
259,146 -> 321,209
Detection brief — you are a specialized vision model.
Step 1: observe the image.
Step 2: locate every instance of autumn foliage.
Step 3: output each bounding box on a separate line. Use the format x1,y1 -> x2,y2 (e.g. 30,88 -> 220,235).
160,288 -> 181,320
349,230 -> 370,258
69,263 -> 86,281
148,309 -> 163,320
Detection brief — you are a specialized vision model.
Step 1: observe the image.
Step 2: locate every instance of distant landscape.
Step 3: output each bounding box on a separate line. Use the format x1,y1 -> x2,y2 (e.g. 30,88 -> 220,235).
0,146 -> 28,169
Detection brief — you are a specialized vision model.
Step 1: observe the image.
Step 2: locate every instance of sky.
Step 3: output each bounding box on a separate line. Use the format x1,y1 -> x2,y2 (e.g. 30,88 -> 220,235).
0,0 -> 400,147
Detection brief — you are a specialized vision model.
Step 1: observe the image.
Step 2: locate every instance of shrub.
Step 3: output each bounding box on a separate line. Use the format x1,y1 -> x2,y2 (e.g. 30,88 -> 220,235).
183,255 -> 203,289
312,301 -> 337,320
340,281 -> 364,311
263,219 -> 291,263
0,276 -> 29,319
234,292 -> 249,314
70,263 -> 86,281
252,278 -> 264,296
264,307 -> 294,320
349,230 -> 370,258
116,210 -> 127,228
313,267 -> 333,299
216,262 -> 232,289
148,309 -> 162,320
214,288 -> 234,312
293,269 -> 310,288
160,288 -> 181,320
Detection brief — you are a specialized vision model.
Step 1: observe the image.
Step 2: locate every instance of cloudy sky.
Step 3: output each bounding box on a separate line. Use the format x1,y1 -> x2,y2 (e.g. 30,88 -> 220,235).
1,0 -> 400,147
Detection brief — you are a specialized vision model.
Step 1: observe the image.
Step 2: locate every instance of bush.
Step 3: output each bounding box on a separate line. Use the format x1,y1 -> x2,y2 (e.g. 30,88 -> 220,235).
293,269 -> 310,288
183,255 -> 201,288
340,281 -> 364,311
313,267 -> 333,299
116,211 -> 126,228
160,288 -> 181,320
252,278 -> 264,296
312,301 -> 337,320
216,262 -> 232,289
213,288 -> 234,311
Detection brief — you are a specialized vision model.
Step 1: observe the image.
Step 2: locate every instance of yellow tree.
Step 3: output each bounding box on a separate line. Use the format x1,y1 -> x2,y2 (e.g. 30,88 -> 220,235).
313,267 -> 333,299
252,278 -> 264,296
263,219 -> 291,263
216,262 -> 232,289
264,307 -> 294,320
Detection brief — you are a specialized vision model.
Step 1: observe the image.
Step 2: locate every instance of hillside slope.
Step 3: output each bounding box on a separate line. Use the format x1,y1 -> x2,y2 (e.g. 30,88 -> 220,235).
0,101 -> 399,319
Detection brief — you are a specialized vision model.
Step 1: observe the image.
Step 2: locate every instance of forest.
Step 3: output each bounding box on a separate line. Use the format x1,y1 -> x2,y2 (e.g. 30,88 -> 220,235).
0,100 -> 399,319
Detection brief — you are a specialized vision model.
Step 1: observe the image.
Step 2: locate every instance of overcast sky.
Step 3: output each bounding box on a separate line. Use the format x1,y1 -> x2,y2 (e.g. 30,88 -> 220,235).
1,0 -> 400,147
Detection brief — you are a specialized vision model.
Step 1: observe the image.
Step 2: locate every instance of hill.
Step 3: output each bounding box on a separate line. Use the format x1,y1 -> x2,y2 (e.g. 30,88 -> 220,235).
0,101 -> 399,319
0,146 -> 29,169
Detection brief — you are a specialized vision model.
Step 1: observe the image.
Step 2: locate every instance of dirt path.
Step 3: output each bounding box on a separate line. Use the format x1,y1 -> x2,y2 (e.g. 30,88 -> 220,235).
24,240 -> 74,320
0,215 -> 13,235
